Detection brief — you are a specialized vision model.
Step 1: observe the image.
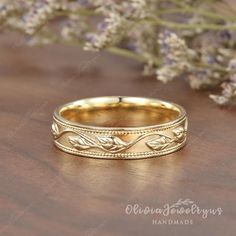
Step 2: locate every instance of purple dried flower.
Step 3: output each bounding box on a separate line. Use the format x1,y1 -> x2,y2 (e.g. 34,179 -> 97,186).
218,30 -> 231,42
77,0 -> 90,7
97,22 -> 108,31
228,59 -> 236,71
85,32 -> 96,43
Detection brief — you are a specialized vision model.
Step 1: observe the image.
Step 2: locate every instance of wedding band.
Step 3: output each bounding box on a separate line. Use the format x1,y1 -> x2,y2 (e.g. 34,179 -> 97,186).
52,96 -> 187,159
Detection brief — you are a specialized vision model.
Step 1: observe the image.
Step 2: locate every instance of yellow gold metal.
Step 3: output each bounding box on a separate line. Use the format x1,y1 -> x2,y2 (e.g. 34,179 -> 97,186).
52,96 -> 187,159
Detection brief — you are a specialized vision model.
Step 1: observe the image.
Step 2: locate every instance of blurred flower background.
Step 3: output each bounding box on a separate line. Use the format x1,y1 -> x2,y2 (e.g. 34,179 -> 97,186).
1,0 -> 236,105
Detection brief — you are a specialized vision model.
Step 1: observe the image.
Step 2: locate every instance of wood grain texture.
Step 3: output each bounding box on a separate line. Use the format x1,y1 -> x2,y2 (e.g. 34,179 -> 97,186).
0,34 -> 236,236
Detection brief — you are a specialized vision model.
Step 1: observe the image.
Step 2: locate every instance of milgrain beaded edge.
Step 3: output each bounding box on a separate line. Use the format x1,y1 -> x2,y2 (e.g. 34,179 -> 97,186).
53,116 -> 187,135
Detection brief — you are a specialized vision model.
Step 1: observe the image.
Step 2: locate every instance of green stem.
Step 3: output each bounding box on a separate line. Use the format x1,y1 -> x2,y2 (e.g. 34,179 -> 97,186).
159,8 -> 236,21
145,17 -> 236,31
168,0 -> 236,21
106,47 -> 146,62
194,63 -> 227,72
97,45 -> 230,72
63,39 -> 146,62
104,46 -> 229,73
58,8 -> 100,17
105,47 -> 228,72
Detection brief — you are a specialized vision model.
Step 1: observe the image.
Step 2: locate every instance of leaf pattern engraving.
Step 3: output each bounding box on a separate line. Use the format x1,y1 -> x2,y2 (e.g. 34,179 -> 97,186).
52,122 -> 60,139
172,126 -> 186,143
145,125 -> 187,151
146,135 -> 172,151
63,123 -> 187,153
68,134 -> 129,153
68,134 -> 97,150
97,136 -> 129,152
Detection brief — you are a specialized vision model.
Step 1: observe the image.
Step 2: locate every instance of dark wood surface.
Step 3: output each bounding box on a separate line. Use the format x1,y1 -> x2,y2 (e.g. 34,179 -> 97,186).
0,34 -> 236,236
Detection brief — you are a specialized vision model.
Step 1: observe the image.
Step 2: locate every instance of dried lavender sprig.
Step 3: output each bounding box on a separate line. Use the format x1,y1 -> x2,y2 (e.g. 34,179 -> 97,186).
156,31 -> 195,83
23,0 -> 64,35
1,0 -> 236,106
210,59 -> 236,105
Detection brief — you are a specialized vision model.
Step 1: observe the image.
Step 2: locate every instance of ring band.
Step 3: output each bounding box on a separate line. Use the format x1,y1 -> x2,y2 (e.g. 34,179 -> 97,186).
52,96 -> 187,159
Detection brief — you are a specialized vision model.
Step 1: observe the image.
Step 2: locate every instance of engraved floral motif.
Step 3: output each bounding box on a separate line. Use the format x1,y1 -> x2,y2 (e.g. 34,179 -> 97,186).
97,136 -> 129,152
51,122 -> 60,139
68,134 -> 97,150
146,125 -> 187,150
53,121 -> 187,154
146,135 -> 172,151
68,134 -> 129,153
172,126 -> 187,143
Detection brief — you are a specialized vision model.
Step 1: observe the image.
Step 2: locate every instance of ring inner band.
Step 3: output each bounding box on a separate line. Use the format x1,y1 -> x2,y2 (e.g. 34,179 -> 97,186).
59,97 -> 182,128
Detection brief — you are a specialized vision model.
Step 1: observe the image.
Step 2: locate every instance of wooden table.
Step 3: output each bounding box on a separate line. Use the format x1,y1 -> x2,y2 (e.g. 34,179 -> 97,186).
0,34 -> 236,236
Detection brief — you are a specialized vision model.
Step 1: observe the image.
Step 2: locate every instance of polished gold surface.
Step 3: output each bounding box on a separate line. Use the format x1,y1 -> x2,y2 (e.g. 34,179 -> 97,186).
52,96 -> 188,159
60,104 -> 179,127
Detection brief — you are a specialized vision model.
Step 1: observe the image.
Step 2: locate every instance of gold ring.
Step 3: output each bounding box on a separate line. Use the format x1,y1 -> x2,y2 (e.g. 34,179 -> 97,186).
52,96 -> 187,159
